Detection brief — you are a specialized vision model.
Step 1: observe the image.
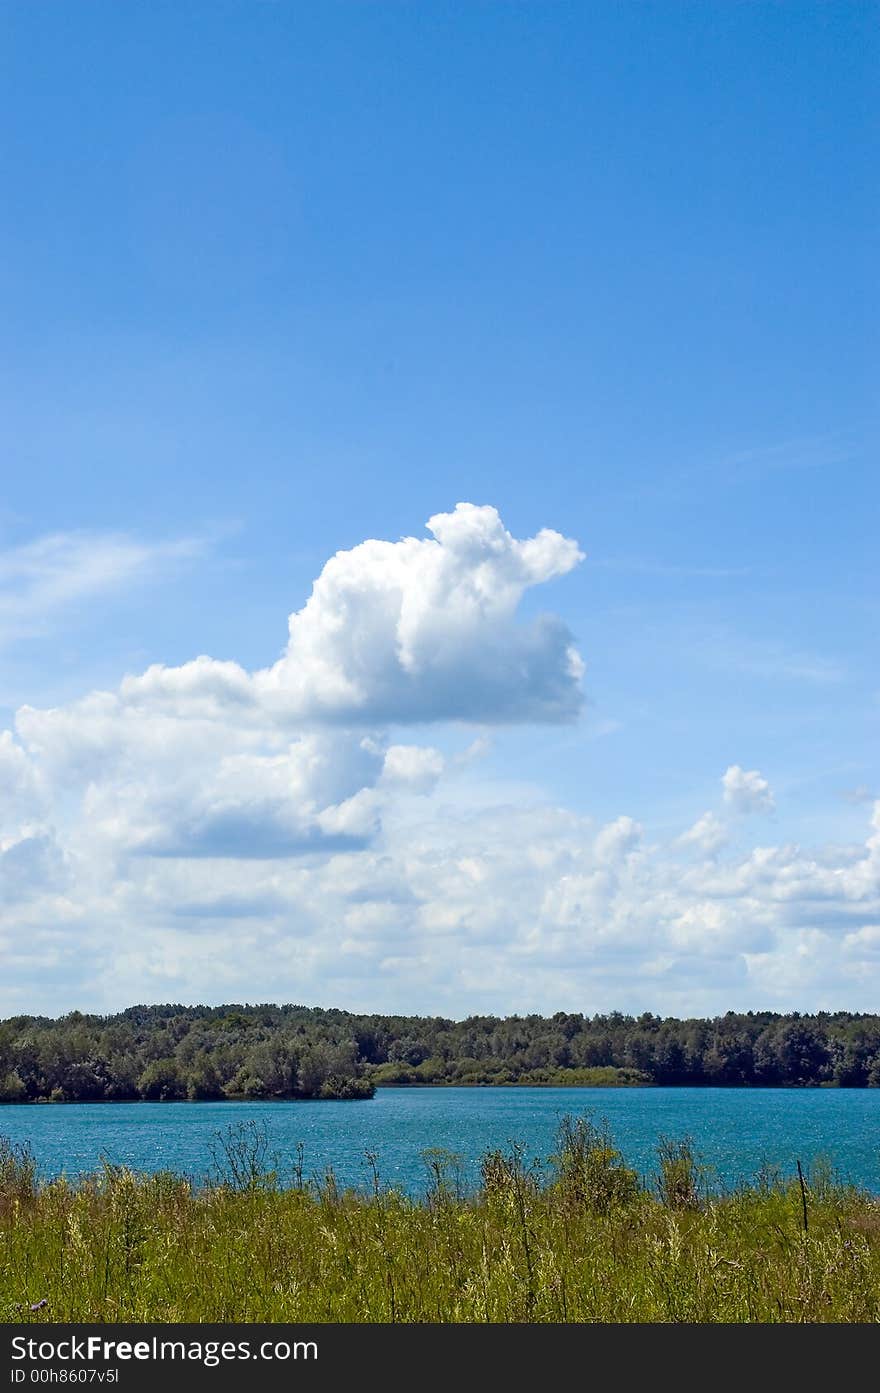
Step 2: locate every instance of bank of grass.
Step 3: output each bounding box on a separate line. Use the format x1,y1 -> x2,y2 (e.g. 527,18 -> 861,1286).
371,1063 -> 650,1086
1,1119 -> 879,1323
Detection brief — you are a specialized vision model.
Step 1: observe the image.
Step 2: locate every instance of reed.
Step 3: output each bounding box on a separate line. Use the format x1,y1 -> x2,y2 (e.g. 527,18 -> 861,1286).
2,1118 -> 878,1323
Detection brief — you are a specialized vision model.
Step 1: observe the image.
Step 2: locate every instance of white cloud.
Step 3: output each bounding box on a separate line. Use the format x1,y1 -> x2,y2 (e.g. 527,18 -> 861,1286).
842,924 -> 880,955
2,504 -> 880,1018
0,729 -> 45,832
257,502 -> 585,724
71,731 -> 386,861
594,815 -> 642,865
1,773 -> 879,1016
0,827 -> 69,903
30,505 -> 584,736
679,811 -> 728,855
8,505 -> 585,874
380,744 -> 445,793
722,764 -> 775,815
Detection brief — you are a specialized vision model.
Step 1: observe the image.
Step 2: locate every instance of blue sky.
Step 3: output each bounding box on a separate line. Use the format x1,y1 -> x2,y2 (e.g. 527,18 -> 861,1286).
0,3 -> 877,1018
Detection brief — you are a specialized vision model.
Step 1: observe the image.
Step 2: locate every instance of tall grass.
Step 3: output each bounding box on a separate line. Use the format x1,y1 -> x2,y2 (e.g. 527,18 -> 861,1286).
1,1118 -> 879,1323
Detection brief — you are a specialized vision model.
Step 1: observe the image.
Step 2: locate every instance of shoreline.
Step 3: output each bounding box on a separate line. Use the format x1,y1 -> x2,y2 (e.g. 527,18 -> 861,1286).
2,1078 -> 876,1105
3,1120 -> 879,1323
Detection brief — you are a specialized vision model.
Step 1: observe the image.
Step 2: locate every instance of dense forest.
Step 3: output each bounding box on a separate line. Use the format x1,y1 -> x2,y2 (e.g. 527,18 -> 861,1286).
2,1004 -> 880,1102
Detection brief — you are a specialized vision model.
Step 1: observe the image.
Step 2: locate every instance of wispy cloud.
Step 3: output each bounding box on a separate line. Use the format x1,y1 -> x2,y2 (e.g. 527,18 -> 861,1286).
0,530 -> 208,647
698,631 -> 847,686
614,428 -> 866,506
711,430 -> 862,484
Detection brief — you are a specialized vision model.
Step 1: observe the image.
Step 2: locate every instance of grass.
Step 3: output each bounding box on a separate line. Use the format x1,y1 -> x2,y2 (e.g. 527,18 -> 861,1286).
1,1118 -> 879,1323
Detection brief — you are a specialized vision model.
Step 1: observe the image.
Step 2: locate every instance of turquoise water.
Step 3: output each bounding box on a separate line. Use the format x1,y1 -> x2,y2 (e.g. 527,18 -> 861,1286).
2,1087 -> 879,1196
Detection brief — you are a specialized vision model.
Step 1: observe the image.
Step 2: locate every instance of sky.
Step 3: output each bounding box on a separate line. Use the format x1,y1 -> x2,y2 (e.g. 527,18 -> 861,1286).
0,2 -> 877,1020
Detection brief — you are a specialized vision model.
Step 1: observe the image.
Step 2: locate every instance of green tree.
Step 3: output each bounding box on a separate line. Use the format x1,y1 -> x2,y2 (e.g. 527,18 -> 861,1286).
138,1058 -> 186,1101
0,1070 -> 27,1102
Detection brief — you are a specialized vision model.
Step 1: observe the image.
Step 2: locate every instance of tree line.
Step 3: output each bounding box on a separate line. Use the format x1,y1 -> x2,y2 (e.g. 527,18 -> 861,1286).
1,1003 -> 879,1102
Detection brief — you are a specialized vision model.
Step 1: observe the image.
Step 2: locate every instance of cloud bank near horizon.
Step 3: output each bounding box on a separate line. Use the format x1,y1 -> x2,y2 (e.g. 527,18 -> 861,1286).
1,504 -> 878,1020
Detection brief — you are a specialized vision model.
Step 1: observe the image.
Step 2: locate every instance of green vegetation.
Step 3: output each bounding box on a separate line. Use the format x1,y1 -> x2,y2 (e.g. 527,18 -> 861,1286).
2,1119 -> 879,1323
0,1006 -> 376,1103
370,1062 -> 649,1087
2,1003 -> 880,1103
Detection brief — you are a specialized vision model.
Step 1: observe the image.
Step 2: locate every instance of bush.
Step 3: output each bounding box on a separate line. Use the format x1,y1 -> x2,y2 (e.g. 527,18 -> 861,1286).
225,1068 -> 267,1099
318,1076 -> 375,1100
208,1120 -> 277,1192
480,1142 -> 541,1203
657,1135 -> 700,1209
550,1114 -> 640,1213
0,1070 -> 27,1103
0,1135 -> 37,1208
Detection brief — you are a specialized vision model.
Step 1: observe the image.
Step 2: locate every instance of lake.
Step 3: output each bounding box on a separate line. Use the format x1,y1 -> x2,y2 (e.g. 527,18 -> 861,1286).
2,1086 -> 879,1196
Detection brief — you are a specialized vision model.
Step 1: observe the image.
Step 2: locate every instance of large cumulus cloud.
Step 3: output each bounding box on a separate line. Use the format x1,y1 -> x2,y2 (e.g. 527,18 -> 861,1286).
6,503 -> 583,871
79,503 -> 585,730
261,502 -> 585,723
